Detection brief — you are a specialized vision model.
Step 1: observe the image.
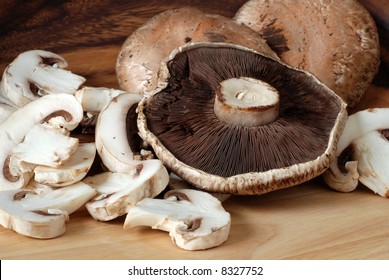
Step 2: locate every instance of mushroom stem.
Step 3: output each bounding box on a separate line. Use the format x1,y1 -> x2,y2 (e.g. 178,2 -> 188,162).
213,77 -> 279,126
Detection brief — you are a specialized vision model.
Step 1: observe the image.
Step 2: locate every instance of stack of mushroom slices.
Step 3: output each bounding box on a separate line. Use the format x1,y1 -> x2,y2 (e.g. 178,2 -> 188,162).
0,49 -> 231,251
117,7 -> 348,195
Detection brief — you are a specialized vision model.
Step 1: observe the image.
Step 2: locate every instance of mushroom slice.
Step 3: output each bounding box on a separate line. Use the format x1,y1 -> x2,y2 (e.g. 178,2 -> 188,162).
116,7 -> 278,97
323,108 -> 389,195
137,43 -> 347,195
95,92 -> 144,174
124,189 -> 231,251
84,159 -> 169,221
34,142 -> 96,187
75,86 -> 126,133
353,131 -> 389,197
75,87 -> 126,114
9,123 -> 79,176
0,94 -> 83,190
234,0 -> 380,107
0,182 -> 96,238
0,103 -> 16,124
0,50 -> 86,107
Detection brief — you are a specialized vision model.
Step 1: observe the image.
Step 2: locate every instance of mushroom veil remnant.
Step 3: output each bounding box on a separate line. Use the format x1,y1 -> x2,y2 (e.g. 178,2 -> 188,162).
137,43 -> 347,195
234,0 -> 380,107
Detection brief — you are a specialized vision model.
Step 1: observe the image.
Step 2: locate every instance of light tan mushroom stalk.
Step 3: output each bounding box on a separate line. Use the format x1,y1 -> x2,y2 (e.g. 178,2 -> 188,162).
324,108 -> 389,193
0,50 -> 85,107
95,92 -> 144,174
0,182 -> 96,238
214,77 -> 279,126
124,189 -> 231,250
0,94 -> 83,190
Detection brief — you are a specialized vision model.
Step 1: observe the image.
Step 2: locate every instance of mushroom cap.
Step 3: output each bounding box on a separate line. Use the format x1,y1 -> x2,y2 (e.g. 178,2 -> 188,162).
234,0 -> 380,107
116,7 -> 278,96
137,43 -> 347,195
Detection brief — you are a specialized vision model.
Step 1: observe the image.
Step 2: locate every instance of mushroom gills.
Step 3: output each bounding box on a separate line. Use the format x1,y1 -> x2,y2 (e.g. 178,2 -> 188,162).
323,108 -> 389,194
144,46 -> 343,178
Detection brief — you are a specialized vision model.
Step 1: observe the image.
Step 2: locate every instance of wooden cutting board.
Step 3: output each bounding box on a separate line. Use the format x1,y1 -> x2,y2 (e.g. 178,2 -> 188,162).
1,0 -> 389,260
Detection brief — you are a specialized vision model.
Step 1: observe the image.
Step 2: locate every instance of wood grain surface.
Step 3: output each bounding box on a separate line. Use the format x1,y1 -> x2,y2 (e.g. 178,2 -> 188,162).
1,0 -> 389,260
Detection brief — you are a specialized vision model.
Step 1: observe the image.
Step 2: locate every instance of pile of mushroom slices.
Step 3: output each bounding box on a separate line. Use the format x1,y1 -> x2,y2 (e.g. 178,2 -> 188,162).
0,49 -> 231,251
0,50 -> 97,239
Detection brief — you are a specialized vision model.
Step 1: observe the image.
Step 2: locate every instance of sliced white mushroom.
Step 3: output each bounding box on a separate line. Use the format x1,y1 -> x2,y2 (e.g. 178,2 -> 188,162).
0,50 -> 85,107
9,123 -> 79,176
0,181 -> 96,238
323,108 -> 389,195
84,159 -> 168,221
0,94 -> 83,190
0,103 -> 16,124
95,92 -> 144,174
75,86 -> 127,133
124,189 -> 231,251
34,142 -> 96,187
75,87 -> 126,114
352,130 -> 389,197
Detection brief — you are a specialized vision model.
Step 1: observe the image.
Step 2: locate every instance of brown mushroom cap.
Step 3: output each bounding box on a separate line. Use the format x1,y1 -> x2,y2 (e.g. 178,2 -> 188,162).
234,0 -> 380,107
116,7 -> 278,96
137,43 -> 347,195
